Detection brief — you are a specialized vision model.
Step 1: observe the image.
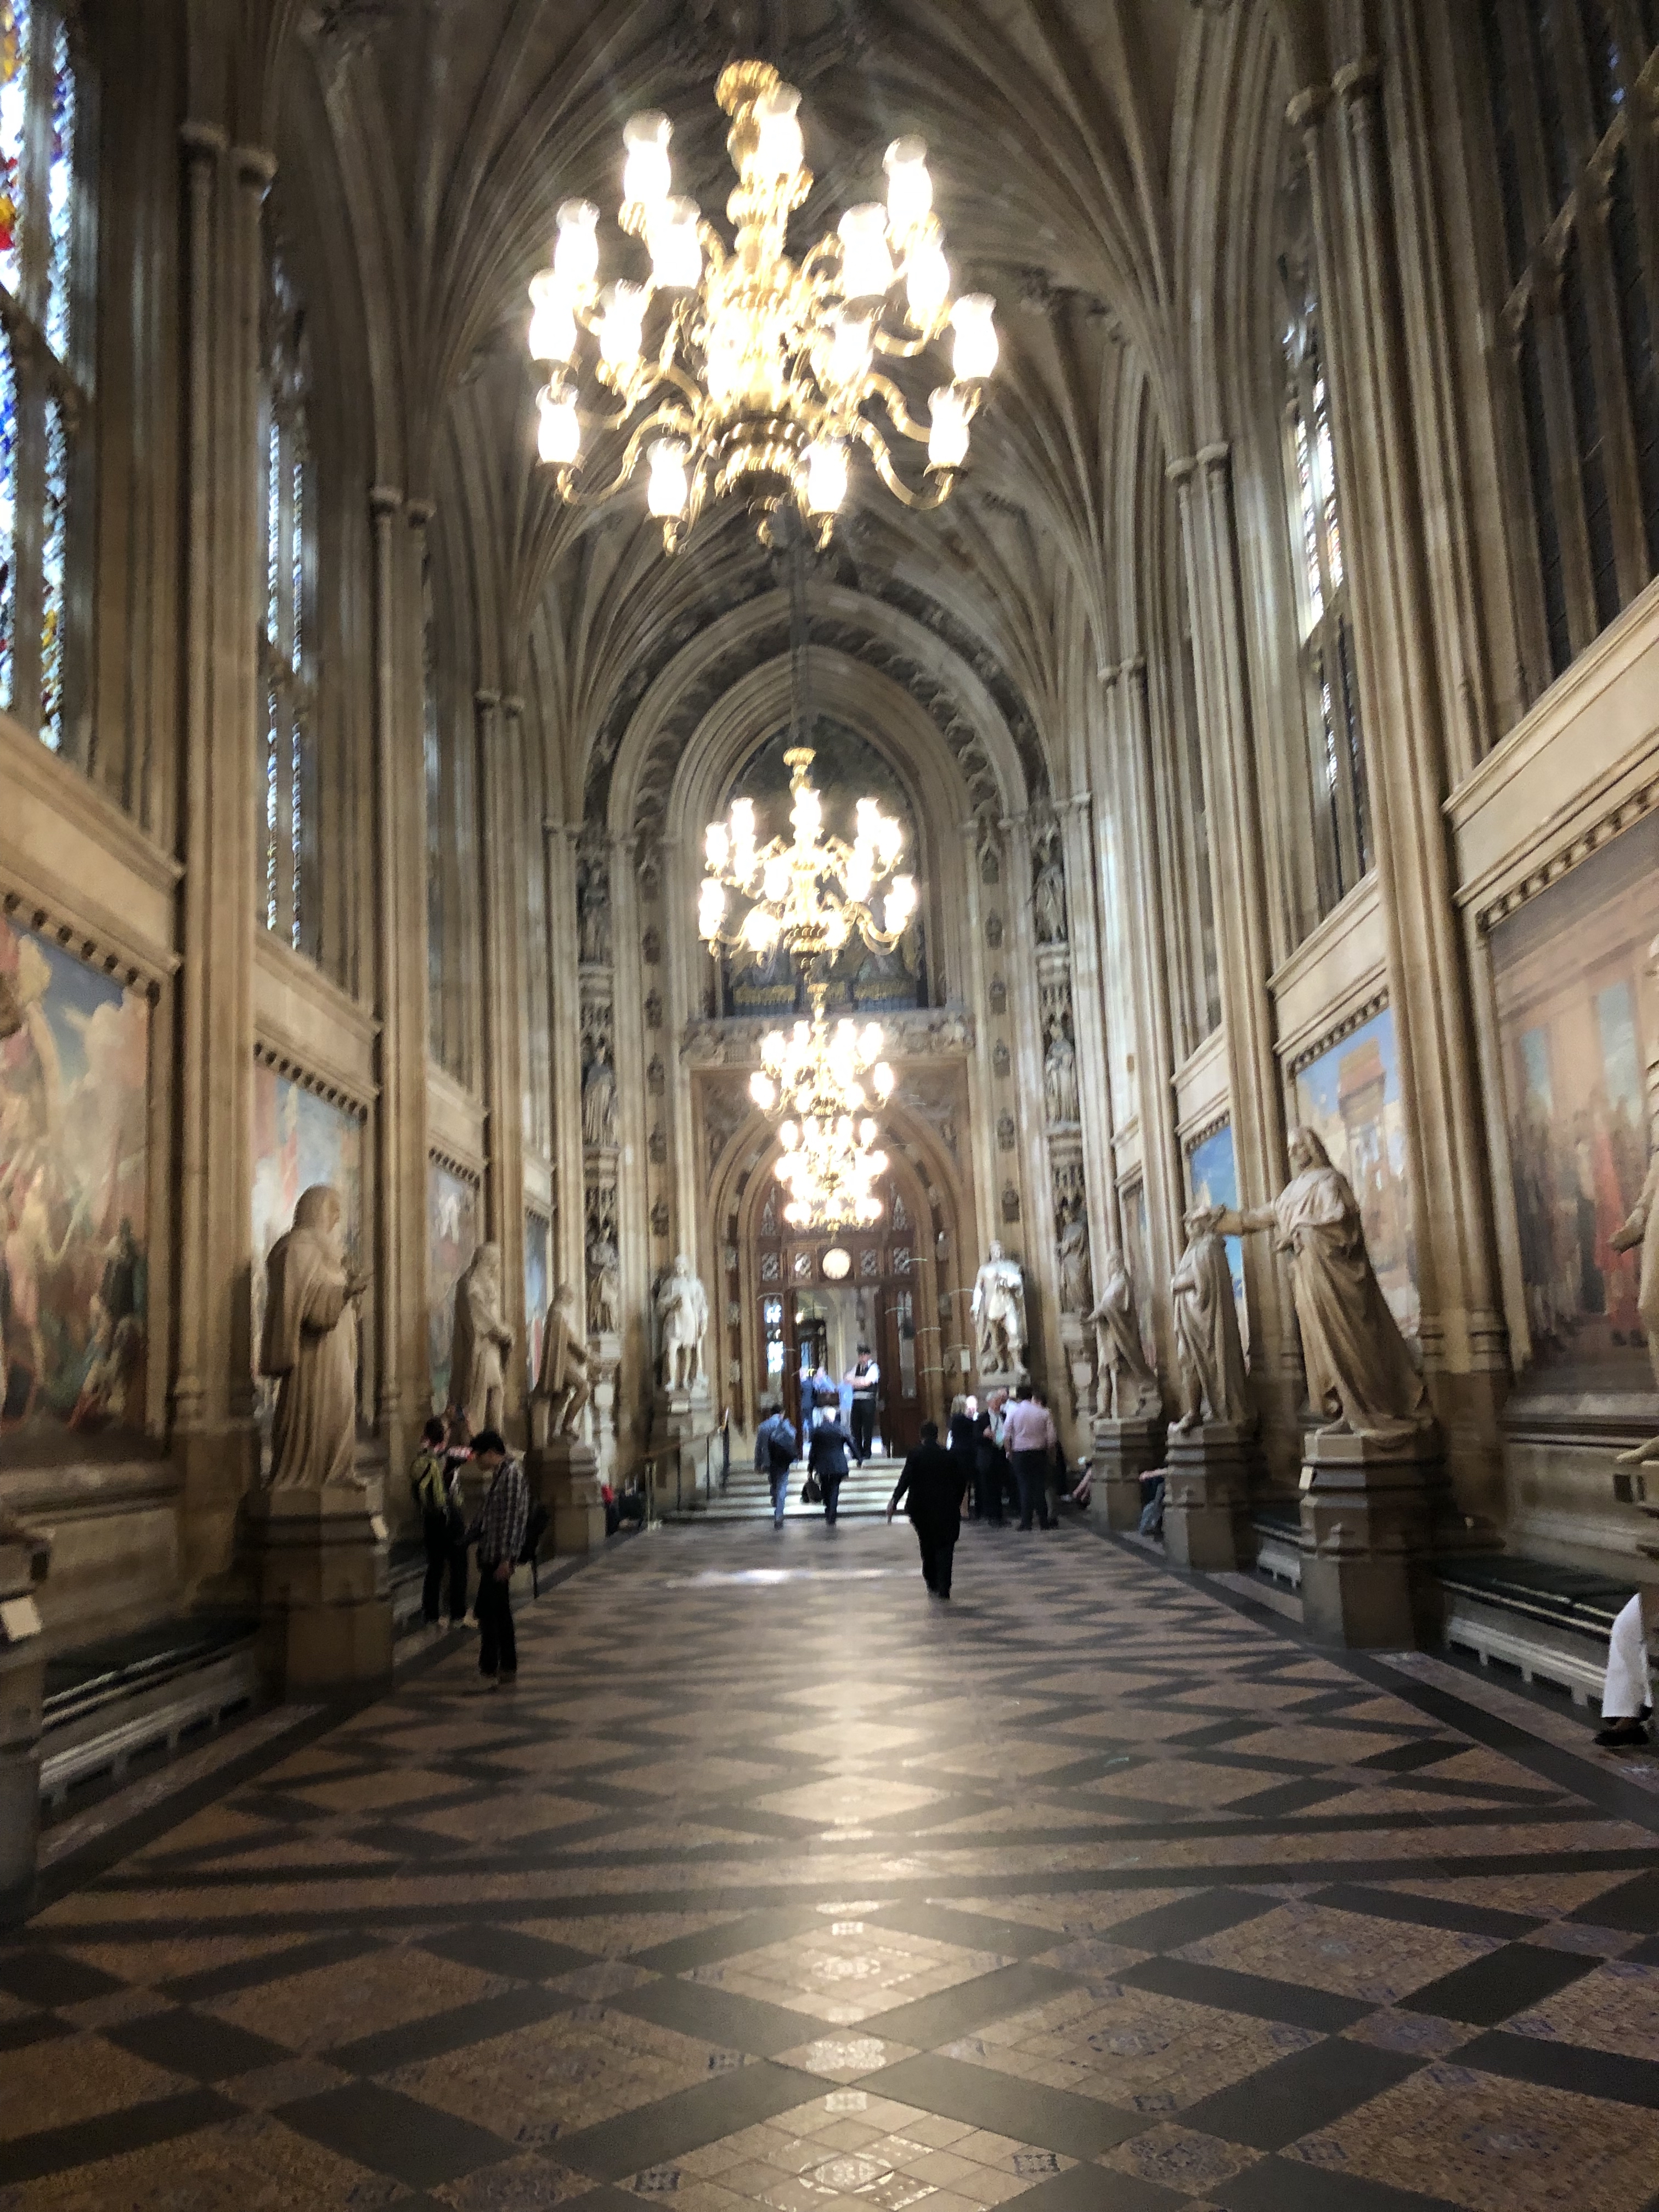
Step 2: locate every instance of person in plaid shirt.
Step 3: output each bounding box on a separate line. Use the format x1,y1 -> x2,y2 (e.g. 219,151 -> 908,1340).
468,1429 -> 528,1686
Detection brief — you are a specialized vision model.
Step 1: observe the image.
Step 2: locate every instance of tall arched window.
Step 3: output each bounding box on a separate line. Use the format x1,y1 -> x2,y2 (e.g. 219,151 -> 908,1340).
0,0 -> 88,754
1278,143 -> 1370,920
1474,0 -> 1659,714
260,253 -> 315,952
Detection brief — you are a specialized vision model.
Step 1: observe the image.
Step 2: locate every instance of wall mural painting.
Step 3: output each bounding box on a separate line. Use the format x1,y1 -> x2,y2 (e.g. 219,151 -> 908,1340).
524,1209 -> 551,1397
1187,1121 -> 1248,1347
251,1065 -> 364,1419
0,919 -> 150,1438
1293,1008 -> 1419,1336
428,1161 -> 479,1412
1491,810 -> 1659,1385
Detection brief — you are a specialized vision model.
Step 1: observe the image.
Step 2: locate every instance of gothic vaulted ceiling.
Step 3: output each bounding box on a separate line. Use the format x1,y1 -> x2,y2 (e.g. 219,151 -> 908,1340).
266,0 -> 1320,803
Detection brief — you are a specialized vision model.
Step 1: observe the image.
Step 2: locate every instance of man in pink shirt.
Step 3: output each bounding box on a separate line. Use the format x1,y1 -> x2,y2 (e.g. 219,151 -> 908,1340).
1002,1386 -> 1058,1530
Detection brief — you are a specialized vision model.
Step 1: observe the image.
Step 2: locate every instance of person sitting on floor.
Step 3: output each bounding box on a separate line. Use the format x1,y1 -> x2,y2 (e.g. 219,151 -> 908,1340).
1596,1586 -> 1658,1748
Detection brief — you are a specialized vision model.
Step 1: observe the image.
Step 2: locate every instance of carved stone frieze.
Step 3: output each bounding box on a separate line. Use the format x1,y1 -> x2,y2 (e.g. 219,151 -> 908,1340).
680,1007 -> 973,1067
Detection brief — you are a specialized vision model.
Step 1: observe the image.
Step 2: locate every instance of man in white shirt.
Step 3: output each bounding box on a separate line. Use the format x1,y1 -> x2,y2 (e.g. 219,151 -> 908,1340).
845,1345 -> 880,1463
1002,1386 -> 1058,1531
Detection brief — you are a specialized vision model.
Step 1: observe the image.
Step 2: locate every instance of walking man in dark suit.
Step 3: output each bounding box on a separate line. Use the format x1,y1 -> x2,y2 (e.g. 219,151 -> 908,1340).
887,1420 -> 968,1598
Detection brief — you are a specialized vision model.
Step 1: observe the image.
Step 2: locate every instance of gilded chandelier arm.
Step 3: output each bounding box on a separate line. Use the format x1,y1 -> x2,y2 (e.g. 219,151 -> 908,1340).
556,404 -> 690,506
855,416 -> 957,509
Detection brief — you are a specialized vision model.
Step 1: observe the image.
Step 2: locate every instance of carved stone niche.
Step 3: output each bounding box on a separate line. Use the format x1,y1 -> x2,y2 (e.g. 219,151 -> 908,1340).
645,990 -> 663,1030
989,975 -> 1007,1015
997,1111 -> 1016,1153
1001,1185 -> 1021,1224
993,1041 -> 1011,1079
651,1198 -> 670,1238
986,913 -> 1005,949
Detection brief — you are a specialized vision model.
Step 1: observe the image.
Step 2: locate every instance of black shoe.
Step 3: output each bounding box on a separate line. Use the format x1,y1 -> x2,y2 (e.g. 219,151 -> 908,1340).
1595,1718 -> 1651,1747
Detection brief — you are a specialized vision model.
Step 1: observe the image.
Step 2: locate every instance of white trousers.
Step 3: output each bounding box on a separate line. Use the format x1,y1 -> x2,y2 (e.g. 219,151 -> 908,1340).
1602,1594 -> 1653,1720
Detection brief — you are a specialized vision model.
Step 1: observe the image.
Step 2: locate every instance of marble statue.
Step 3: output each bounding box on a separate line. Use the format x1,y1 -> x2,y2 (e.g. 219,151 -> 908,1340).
1033,850 -> 1068,944
537,1282 -> 590,1437
587,1231 -> 620,1336
972,1240 -> 1027,1374
1223,1125 -> 1429,1439
582,1045 -> 617,1148
579,864 -> 612,966
656,1252 -> 708,1392
1057,1212 -> 1093,1313
1093,1248 -> 1160,1419
449,1241 -> 514,1437
259,1185 -> 368,1489
1170,1205 -> 1250,1431
1044,1030 -> 1079,1125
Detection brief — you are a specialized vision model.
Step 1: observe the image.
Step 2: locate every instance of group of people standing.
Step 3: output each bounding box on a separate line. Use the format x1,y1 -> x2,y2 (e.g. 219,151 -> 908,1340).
409,1411 -> 532,1687
944,1386 -> 1062,1530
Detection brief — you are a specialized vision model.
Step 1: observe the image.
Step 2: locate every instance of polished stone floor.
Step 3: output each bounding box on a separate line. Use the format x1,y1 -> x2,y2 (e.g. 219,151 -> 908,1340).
3,1522 -> 1659,2211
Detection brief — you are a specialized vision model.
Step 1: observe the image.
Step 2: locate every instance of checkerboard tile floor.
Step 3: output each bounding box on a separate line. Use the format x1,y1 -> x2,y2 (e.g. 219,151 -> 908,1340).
3,1520 -> 1659,2211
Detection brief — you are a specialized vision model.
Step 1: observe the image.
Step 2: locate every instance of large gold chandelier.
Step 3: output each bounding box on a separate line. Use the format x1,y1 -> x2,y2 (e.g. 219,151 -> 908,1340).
526,60 -> 998,551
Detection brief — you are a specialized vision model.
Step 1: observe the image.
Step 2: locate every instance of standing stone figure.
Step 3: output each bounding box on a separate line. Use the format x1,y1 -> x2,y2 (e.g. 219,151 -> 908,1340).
587,1229 -> 620,1336
1044,1029 -> 1079,1125
972,1241 -> 1028,1374
1057,1211 -> 1093,1313
537,1283 -> 591,1438
582,1044 -> 617,1148
1170,1205 -> 1250,1432
1223,1125 -> 1429,1438
259,1186 -> 368,1489
449,1242 -> 515,1437
579,862 -> 612,966
1093,1249 -> 1160,1420
1032,848 -> 1067,943
656,1252 -> 708,1392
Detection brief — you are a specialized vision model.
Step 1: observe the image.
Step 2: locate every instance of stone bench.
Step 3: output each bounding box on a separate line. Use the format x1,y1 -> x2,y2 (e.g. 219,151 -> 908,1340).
1433,1555 -> 1636,1707
41,1613 -> 260,1805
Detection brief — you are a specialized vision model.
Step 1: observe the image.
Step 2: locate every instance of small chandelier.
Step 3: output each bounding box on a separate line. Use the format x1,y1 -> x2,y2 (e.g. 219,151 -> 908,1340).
526,60 -> 998,551
776,1110 -> 889,1231
751,1008 -> 894,1120
700,746 -> 915,958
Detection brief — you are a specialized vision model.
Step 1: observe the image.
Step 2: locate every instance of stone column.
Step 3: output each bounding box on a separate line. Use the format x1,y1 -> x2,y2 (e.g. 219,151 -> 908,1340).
1295,64 -> 1508,1520
545,821 -> 586,1290
1109,658 -> 1187,1348
1170,451 -> 1302,1476
172,131 -> 269,1587
369,487 -> 432,1481
0,1521 -> 50,1926
476,687 -> 527,1435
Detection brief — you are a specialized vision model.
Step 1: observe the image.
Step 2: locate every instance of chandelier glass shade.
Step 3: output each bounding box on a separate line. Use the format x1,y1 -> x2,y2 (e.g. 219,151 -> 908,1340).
526,59 -> 997,550
699,746 -> 916,961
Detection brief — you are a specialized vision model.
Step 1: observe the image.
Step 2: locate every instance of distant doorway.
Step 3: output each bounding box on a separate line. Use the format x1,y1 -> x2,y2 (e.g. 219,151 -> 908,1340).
754,1177 -> 925,1458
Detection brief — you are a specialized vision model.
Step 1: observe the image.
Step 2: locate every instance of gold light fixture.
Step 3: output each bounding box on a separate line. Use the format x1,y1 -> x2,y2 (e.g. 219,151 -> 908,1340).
699,746 -> 915,960
749,1005 -> 895,1121
526,59 -> 998,551
776,1109 -> 888,1231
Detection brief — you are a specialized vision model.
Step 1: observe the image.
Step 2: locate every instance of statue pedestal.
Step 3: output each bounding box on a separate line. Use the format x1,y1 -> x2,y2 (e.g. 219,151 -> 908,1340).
975,1365 -> 1028,1404
1092,1415 -> 1167,1531
530,1434 -> 607,1556
1299,1427 -> 1441,1649
1163,1423 -> 1253,1570
652,1386 -> 718,1515
591,1332 -> 622,1487
1058,1315 -> 1096,1429
0,1521 -> 51,1925
245,1483 -> 392,1698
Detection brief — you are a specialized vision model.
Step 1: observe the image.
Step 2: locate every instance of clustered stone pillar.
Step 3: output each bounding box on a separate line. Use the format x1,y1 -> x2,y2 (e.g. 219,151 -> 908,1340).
0,1522 -> 51,1925
172,126 -> 270,1590
476,687 -> 527,1437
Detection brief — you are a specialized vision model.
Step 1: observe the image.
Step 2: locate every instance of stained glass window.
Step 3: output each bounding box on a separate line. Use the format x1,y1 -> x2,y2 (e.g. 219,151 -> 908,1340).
0,0 -> 86,755
1279,140 -> 1370,926
259,254 -> 314,954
